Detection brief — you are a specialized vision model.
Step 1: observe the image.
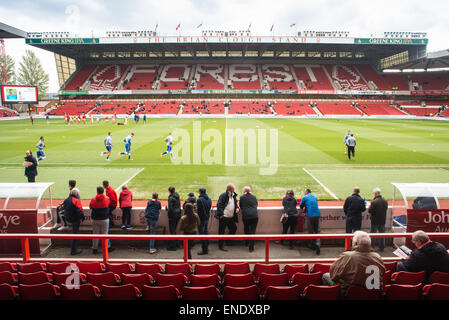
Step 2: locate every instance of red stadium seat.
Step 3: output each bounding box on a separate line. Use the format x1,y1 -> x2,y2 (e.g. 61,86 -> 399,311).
0,262 -> 17,273
155,273 -> 188,290
121,273 -> 153,290
18,271 -> 52,285
52,272 -> 87,286
258,273 -> 289,294
46,262 -> 73,274
283,264 -> 309,280
76,262 -> 106,274
223,273 -> 255,287
384,284 -> 423,300
224,263 -> 250,275
19,283 -> 60,300
383,262 -> 397,274
304,284 -> 341,300
253,264 -> 280,280
16,263 -> 45,273
0,271 -> 18,285
223,285 -> 260,300
345,286 -> 383,300
0,284 -> 18,300
310,264 -> 331,274
182,285 -> 220,300
135,263 -> 163,276
101,284 -> 141,300
194,264 -> 221,275
165,263 -> 192,276
106,263 -> 134,275
142,285 -> 180,300
391,271 -> 425,285
60,283 -> 100,300
264,285 -> 301,300
189,274 -> 221,287
423,283 -> 449,300
87,272 -> 120,287
429,271 -> 449,284
291,272 -> 323,293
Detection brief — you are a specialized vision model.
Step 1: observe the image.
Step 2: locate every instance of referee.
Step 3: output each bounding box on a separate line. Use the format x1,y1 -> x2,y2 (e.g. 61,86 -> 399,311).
346,134 -> 356,160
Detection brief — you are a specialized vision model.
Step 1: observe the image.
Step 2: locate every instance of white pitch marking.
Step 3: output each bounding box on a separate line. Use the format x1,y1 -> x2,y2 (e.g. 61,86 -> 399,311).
115,168 -> 145,192
302,167 -> 339,200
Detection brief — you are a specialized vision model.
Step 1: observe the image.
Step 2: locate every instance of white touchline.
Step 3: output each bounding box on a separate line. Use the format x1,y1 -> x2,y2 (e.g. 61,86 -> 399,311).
115,168 -> 145,192
302,168 -> 339,200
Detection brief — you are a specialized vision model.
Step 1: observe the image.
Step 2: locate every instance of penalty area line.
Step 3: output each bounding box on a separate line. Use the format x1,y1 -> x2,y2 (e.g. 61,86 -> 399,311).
302,167 -> 339,200
115,168 -> 145,192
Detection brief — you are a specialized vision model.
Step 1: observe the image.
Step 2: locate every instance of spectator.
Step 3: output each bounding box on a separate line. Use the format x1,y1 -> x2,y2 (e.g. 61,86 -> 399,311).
167,186 -> 181,251
55,180 -> 80,231
183,192 -> 197,210
215,183 -> 239,251
177,203 -> 200,259
103,181 -> 118,228
300,189 -> 321,255
63,189 -> 84,256
145,192 -> 161,254
119,185 -> 133,230
23,150 -> 38,183
369,188 -> 388,252
196,188 -> 212,255
69,180 -> 80,199
344,187 -> 366,234
89,186 -> 114,254
322,231 -> 385,292
396,230 -> 449,278
277,190 -> 298,249
239,186 -> 258,252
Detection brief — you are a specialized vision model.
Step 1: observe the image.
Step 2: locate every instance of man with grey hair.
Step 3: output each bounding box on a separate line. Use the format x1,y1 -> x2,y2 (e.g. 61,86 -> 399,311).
216,183 -> 239,251
322,231 -> 385,291
239,186 -> 258,252
343,187 -> 366,234
396,230 -> 449,278
369,188 -> 388,252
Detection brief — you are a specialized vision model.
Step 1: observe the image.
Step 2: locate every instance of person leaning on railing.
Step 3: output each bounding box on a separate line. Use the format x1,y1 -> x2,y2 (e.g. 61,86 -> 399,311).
89,186 -> 114,254
276,190 -> 299,249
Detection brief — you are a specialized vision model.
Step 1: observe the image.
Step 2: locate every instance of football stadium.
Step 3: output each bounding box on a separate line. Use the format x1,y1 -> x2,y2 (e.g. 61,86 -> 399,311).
0,1 -> 449,306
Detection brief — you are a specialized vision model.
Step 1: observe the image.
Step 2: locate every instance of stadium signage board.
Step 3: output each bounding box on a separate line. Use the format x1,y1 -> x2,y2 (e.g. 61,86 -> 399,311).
1,85 -> 38,104
0,210 -> 40,254
26,38 -> 100,44
406,209 -> 449,248
355,38 -> 428,45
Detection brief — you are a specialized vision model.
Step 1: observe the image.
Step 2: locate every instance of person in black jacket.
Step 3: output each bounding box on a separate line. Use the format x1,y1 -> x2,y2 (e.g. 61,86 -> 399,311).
278,190 -> 298,249
215,183 -> 239,251
368,188 -> 388,251
167,186 -> 181,251
183,192 -> 197,211
343,187 -> 366,233
239,186 -> 258,252
63,189 -> 85,255
397,231 -> 449,279
24,150 -> 38,183
197,188 -> 212,255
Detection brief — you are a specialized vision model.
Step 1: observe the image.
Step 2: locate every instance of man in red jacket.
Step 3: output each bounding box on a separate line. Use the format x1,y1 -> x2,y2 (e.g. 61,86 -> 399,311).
119,185 -> 133,230
89,186 -> 114,254
103,180 -> 118,227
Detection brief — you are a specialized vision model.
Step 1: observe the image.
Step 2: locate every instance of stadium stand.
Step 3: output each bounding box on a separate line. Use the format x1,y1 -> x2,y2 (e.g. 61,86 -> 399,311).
86,64 -> 129,91
315,102 -> 362,115
323,64 -> 370,91
261,64 -> 298,90
193,64 -> 226,90
272,102 -> 317,116
228,64 -> 261,90
159,64 -> 192,90
357,103 -> 406,115
0,108 -> 18,117
63,65 -> 96,91
122,65 -> 160,90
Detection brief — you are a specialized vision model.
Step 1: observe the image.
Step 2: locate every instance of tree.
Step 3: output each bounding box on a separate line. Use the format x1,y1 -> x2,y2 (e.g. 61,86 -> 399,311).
17,49 -> 49,99
0,54 -> 16,85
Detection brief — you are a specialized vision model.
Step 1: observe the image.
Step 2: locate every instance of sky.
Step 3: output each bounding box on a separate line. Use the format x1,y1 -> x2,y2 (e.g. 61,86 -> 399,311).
1,0 -> 448,93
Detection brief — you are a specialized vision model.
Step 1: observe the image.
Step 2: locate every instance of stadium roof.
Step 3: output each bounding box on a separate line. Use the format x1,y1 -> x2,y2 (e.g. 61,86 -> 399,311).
389,49 -> 449,70
0,22 -> 27,39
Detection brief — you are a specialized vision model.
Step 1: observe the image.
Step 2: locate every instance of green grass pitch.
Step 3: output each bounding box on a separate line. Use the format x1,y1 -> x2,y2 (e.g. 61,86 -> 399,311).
0,118 -> 448,200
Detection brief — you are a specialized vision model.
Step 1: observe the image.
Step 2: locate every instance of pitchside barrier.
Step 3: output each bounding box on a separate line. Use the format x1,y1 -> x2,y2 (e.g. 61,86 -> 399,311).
0,232 -> 447,265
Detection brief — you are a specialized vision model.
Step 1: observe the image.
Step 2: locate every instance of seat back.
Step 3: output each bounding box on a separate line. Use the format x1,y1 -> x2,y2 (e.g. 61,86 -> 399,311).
142,285 -> 180,300
291,272 -> 323,293
258,273 -> 289,293
253,264 -> 280,278
101,284 -> 140,300
384,284 -> 423,300
17,263 -> 45,273
18,271 -> 51,285
194,264 -> 221,275
60,284 -> 100,300
424,283 -> 449,300
135,263 -> 163,276
76,262 -> 105,274
224,263 -> 250,275
52,272 -> 86,286
0,283 -> 18,300
264,285 -> 300,300
121,273 -> 153,290
304,284 -> 341,300
383,262 -> 397,273
155,273 -> 187,290
345,286 -> 383,300
383,270 -> 392,285
189,274 -> 221,287
182,285 -> 220,300
106,263 -> 133,275
310,264 -> 331,274
223,285 -> 259,300
18,283 -> 59,300
283,264 -> 308,280
429,271 -> 449,285
46,262 -> 73,273
0,271 -> 16,285
392,271 -> 425,285
223,273 -> 254,287
87,272 -> 119,287
165,263 -> 192,276
0,263 -> 16,273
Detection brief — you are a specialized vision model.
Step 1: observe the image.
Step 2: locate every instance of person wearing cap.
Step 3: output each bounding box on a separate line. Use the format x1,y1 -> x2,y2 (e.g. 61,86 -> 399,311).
197,188 -> 212,255
368,188 -> 388,252
183,192 -> 197,211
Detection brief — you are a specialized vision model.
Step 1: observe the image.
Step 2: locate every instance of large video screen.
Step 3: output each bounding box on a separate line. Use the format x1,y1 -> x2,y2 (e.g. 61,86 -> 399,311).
1,85 -> 38,104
